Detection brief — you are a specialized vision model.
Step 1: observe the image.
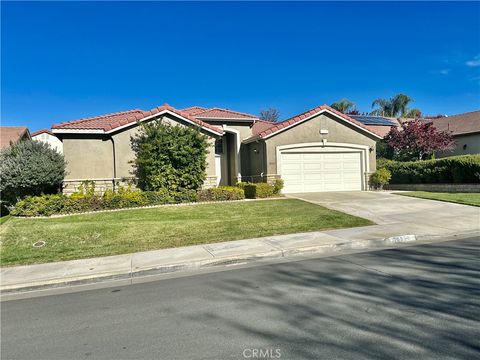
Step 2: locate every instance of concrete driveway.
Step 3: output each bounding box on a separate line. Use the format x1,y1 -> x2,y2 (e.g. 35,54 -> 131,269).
288,191 -> 480,239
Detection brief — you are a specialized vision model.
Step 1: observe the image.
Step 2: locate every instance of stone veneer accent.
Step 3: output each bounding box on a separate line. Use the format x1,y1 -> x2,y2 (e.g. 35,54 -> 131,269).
384,183 -> 480,193
63,176 -> 218,195
203,176 -> 218,188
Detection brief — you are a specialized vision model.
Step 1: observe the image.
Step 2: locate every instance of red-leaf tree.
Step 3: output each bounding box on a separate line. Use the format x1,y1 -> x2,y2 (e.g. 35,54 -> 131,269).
385,120 -> 455,161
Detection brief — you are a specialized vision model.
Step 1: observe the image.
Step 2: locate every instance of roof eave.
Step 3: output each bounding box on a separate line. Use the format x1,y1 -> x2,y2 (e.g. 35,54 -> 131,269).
259,108 -> 383,140
52,109 -> 224,136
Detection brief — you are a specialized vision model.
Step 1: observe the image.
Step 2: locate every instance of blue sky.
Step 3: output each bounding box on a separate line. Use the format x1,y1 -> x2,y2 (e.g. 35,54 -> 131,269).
2,1 -> 480,131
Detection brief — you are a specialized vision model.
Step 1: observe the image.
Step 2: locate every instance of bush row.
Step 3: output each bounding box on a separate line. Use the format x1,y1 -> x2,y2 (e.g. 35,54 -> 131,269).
237,179 -> 284,199
11,179 -> 285,217
11,186 -> 246,217
378,155 -> 480,184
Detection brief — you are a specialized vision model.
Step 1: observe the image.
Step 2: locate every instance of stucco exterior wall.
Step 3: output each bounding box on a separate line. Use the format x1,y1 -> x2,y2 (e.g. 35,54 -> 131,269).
201,121 -> 254,140
111,125 -> 140,178
262,113 -> 378,176
63,136 -> 114,180
437,133 -> 480,158
61,114 -> 218,192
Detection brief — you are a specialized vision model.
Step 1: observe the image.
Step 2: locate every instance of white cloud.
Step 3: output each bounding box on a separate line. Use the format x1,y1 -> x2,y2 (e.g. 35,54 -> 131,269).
439,69 -> 450,75
466,55 -> 480,67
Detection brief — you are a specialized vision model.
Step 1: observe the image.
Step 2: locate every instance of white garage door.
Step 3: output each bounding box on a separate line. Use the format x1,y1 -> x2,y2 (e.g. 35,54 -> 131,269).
280,152 -> 362,193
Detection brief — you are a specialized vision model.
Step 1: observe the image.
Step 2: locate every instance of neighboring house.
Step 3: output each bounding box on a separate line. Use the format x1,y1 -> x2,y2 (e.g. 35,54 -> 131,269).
427,110 -> 480,157
31,129 -> 63,153
348,115 -> 399,138
51,104 -> 382,194
0,126 -> 31,150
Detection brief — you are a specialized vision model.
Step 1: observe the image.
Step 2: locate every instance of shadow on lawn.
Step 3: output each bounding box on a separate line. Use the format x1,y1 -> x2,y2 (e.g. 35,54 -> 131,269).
189,239 -> 480,359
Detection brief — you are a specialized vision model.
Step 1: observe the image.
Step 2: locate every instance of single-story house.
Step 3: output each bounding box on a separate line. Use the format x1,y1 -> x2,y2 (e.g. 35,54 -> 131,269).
427,110 -> 480,157
0,126 -> 31,150
31,129 -> 63,154
52,104 -> 382,194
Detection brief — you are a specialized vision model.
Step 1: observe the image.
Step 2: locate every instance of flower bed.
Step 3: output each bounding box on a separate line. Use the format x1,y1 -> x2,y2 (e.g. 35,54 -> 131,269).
11,186 -> 245,217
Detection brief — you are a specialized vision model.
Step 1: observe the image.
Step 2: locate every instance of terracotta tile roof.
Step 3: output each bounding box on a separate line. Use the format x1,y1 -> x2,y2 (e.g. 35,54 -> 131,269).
52,105 -> 224,135
427,110 -> 480,136
0,126 -> 31,149
251,104 -> 382,139
363,125 -> 395,138
251,120 -> 276,136
31,128 -> 54,137
192,107 -> 259,120
181,106 -> 209,116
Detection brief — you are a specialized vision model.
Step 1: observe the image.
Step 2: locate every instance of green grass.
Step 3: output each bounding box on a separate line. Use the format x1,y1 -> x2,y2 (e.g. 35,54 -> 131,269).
0,215 -> 11,226
395,192 -> 480,207
0,199 -> 373,266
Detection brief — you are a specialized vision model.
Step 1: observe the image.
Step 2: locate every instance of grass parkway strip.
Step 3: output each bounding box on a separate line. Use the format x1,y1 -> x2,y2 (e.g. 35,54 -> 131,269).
395,192 -> 480,207
0,199 -> 373,266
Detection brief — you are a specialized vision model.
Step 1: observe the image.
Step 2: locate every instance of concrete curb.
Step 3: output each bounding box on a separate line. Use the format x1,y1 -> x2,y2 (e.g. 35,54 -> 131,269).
3,229 -> 478,294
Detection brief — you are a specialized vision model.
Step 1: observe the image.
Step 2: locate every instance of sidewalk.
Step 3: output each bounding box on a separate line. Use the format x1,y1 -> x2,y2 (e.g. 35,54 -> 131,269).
2,222 -> 478,294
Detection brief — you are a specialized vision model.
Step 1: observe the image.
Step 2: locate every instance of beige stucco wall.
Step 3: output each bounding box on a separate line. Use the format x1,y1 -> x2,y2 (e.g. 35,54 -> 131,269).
62,114 -> 218,189
262,113 -> 378,176
63,136 -> 114,180
437,133 -> 480,158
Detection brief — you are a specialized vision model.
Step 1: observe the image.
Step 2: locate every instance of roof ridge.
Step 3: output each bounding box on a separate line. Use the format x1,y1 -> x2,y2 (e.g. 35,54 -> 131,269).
441,109 -> 480,118
53,109 -> 143,127
31,128 -> 53,136
255,104 -> 382,139
197,107 -> 258,118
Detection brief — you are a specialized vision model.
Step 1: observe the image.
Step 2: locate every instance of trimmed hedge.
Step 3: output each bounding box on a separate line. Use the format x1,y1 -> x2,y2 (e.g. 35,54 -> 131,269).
11,186 -> 245,217
197,186 -> 245,201
378,155 -> 480,184
242,179 -> 284,199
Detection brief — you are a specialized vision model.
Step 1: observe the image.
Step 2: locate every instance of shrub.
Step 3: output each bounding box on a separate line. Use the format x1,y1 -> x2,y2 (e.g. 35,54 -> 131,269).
11,185 -> 243,217
197,186 -> 245,201
235,182 -> 248,190
243,182 -> 278,199
243,183 -> 257,199
369,168 -> 392,190
273,179 -> 284,194
381,155 -> 480,184
131,119 -> 209,193
255,183 -> 275,198
0,140 -> 66,213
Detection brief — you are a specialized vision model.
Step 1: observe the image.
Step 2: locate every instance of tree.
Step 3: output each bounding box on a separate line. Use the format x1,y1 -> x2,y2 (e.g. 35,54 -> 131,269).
404,108 -> 422,118
371,93 -> 416,117
131,120 -> 209,192
385,120 -> 455,161
0,140 -> 66,212
259,108 -> 280,122
331,98 -> 356,113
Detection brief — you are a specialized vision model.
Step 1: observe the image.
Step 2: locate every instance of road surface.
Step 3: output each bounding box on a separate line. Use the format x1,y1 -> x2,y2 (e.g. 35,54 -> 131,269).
2,238 -> 479,359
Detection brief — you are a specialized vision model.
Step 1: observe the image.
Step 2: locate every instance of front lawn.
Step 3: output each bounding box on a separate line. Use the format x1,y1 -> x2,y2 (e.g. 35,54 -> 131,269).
395,192 -> 480,207
0,199 -> 372,266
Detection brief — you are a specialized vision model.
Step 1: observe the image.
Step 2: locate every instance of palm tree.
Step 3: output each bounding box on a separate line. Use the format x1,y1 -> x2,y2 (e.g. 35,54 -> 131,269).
392,94 -> 414,117
371,98 -> 393,116
404,108 -> 422,118
331,98 -> 355,113
371,94 -> 415,117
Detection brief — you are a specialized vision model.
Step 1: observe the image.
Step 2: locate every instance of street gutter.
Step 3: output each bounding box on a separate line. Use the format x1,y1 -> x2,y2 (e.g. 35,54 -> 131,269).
1,227 -> 478,295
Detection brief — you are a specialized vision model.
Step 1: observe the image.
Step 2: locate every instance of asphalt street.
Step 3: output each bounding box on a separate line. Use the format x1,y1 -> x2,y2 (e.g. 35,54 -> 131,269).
2,237 -> 479,360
